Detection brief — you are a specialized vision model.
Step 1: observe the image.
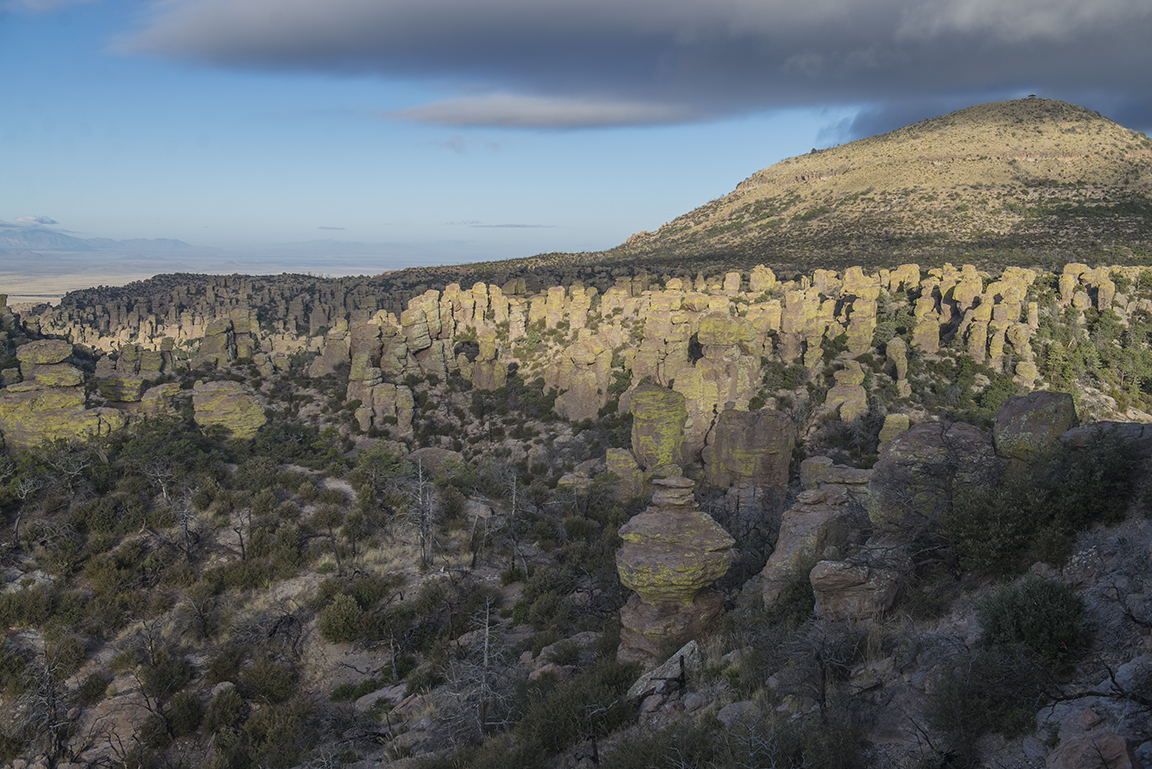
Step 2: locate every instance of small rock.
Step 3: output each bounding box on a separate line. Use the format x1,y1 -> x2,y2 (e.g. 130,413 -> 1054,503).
683,692 -> 708,713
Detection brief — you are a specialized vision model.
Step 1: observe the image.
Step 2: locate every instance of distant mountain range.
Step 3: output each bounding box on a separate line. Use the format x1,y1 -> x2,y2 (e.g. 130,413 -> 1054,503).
0,229 -> 202,252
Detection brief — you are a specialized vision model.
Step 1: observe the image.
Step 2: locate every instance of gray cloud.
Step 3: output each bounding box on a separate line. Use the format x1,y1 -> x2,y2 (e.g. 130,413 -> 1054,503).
118,0 -> 1152,132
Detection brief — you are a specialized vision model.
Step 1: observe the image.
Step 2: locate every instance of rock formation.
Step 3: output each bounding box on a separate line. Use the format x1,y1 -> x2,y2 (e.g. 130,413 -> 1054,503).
0,340 -> 126,450
616,477 -> 734,665
701,408 -> 794,514
191,381 -> 266,439
994,391 -> 1078,462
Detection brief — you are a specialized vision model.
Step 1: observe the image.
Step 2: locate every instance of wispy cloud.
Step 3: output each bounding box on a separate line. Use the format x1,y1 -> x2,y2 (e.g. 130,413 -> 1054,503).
386,95 -> 697,129
118,0 -> 1152,133
2,0 -> 92,11
447,220 -> 555,229
0,215 -> 58,228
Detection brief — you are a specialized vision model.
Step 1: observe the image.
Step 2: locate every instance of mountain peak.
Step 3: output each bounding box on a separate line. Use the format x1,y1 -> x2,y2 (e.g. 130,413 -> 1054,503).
619,98 -> 1152,270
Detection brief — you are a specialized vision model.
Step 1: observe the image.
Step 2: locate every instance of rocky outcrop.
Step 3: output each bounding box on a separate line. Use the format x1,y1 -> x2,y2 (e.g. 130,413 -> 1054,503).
1045,733 -> 1143,769
606,447 -> 646,501
824,360 -> 868,421
799,456 -> 871,496
191,381 -> 266,439
95,342 -> 171,402
810,556 -> 902,621
629,384 -> 688,472
616,477 -> 734,665
0,340 -> 124,450
702,408 -> 794,514
994,391 -> 1078,461
761,487 -> 863,607
867,421 -> 998,533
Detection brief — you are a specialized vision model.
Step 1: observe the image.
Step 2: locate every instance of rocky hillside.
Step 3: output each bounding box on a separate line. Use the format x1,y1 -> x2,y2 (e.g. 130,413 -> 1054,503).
612,98 -> 1152,270
2,255 -> 1152,768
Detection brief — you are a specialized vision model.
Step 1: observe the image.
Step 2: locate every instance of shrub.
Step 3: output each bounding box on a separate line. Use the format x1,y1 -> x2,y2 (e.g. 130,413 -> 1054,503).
140,653 -> 194,701
77,671 -> 112,705
168,689 -> 205,737
239,659 -> 294,704
319,594 -> 366,643
926,644 -> 1050,756
204,686 -> 247,733
977,576 -> 1088,669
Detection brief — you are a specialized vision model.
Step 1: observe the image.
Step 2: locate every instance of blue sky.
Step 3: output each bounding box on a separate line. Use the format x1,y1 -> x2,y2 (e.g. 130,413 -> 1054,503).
3,0 -> 1151,273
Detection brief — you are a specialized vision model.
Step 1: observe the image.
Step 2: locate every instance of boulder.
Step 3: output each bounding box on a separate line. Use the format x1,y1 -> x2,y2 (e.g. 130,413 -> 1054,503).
617,514 -> 734,606
0,383 -> 100,450
799,456 -> 872,494
627,640 -> 703,699
606,448 -> 646,501
867,421 -> 998,533
1046,733 -> 1142,769
702,409 -> 794,503
192,381 -> 266,439
618,591 -> 725,666
16,339 -> 72,366
994,392 -> 1077,461
810,560 -> 902,621
27,363 -> 84,388
761,488 -> 861,607
97,374 -> 147,402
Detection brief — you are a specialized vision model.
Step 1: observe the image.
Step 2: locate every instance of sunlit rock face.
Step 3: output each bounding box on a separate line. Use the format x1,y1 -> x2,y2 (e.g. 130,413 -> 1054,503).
191,380 -> 266,440
0,340 -> 125,450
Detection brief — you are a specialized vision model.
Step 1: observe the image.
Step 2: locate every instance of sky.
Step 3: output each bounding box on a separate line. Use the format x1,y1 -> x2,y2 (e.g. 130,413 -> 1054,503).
2,0 -> 1151,277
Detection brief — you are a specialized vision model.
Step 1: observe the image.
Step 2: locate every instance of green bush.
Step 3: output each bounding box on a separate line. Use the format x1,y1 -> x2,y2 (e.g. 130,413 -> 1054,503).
205,686 -> 247,733
168,689 -> 205,737
77,671 -> 112,705
319,594 -> 366,643
239,659 -> 295,704
926,645 -> 1050,758
140,653 -> 194,701
977,576 -> 1088,669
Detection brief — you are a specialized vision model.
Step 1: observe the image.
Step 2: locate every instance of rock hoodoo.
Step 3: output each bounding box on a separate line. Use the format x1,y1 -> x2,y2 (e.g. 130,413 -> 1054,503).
616,477 -> 735,665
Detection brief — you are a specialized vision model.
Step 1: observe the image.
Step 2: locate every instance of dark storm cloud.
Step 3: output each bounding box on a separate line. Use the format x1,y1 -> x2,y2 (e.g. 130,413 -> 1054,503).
118,0 -> 1152,131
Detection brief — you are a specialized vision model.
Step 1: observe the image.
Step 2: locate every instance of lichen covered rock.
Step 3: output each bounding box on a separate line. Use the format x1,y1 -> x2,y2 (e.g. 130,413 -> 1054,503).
616,477 -> 734,666
867,421 -> 998,533
702,408 -> 794,506
994,391 -> 1077,461
192,381 -> 266,439
629,383 -> 688,471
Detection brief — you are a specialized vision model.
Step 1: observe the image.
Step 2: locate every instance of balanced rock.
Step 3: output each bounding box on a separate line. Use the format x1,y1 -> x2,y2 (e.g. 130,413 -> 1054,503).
994,391 -> 1077,461
616,496 -> 734,605
16,339 -> 73,366
616,477 -> 734,666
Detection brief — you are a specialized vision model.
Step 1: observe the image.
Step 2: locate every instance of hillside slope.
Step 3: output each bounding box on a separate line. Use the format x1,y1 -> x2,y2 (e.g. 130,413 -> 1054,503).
609,98 -> 1152,270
